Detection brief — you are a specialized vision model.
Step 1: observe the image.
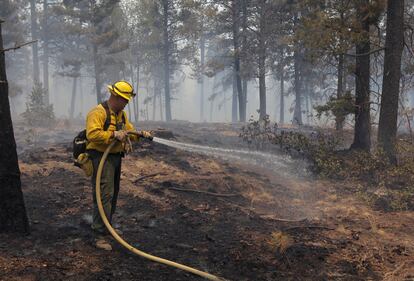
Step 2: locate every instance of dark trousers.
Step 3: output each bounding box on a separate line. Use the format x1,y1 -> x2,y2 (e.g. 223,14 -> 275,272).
89,150 -> 122,234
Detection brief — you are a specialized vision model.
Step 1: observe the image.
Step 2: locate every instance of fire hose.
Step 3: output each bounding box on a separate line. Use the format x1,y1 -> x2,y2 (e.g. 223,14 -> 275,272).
95,131 -> 228,281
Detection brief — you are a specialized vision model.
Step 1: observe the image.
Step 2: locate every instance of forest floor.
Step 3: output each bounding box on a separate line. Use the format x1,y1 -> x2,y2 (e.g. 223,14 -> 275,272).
0,121 -> 413,281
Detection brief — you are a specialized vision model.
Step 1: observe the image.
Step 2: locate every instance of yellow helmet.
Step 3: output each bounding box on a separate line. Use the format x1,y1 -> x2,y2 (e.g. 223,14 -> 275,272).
107,81 -> 136,101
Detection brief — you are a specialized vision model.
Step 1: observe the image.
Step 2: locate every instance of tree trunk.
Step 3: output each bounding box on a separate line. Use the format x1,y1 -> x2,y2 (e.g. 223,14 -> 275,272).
306,92 -> 310,125
350,0 -> 371,151
127,103 -> 132,120
293,49 -> 303,125
0,21 -> 29,234
69,77 -> 77,120
129,62 -> 138,123
200,33 -> 205,122
129,63 -> 135,122
162,0 -> 172,121
132,60 -> 140,122
279,50 -> 285,124
378,0 -> 405,163
242,80 -> 248,118
93,44 -> 102,104
79,76 -> 83,115
240,0 -> 248,122
258,0 -> 266,119
335,11 -> 347,130
292,11 -> 303,126
159,88 -> 164,121
232,70 -> 238,122
231,0 -> 244,122
209,101 -> 213,122
146,90 -> 149,121
336,54 -> 345,130
42,0 -> 49,105
135,63 -> 139,122
258,58 -> 266,119
152,79 -> 157,121
30,0 -> 40,84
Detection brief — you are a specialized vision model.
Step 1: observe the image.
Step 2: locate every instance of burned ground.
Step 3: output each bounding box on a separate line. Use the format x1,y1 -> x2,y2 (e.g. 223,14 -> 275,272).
0,122 -> 413,281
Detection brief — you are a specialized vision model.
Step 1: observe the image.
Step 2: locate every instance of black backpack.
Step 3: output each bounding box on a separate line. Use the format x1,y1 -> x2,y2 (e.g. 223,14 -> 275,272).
73,101 -> 126,160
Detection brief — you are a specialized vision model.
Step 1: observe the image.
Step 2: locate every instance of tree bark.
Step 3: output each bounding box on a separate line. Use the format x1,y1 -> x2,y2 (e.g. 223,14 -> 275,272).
279,49 -> 285,124
0,22 -> 29,234
152,79 -> 157,121
129,63 -> 135,121
30,0 -> 40,84
240,0 -> 248,122
306,92 -> 310,125
378,0 -> 405,163
159,87 -> 164,121
336,54 -> 345,130
93,43 -> 102,104
69,77 -> 77,120
293,49 -> 303,125
350,0 -> 371,151
231,0 -> 244,122
210,100 -> 213,122
258,0 -> 267,119
162,0 -> 172,121
200,33 -> 205,122
258,56 -> 266,119
79,76 -> 83,114
135,63 -> 139,122
232,69 -> 238,122
131,60 -> 140,122
242,79 -> 248,119
129,62 -> 138,123
42,0 -> 49,105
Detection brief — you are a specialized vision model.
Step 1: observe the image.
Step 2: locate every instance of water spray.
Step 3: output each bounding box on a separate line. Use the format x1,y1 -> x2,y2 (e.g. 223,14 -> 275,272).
152,137 -> 304,177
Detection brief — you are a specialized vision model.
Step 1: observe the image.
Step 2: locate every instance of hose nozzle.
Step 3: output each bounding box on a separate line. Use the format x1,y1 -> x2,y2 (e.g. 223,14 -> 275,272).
128,131 -> 153,141
140,131 -> 153,141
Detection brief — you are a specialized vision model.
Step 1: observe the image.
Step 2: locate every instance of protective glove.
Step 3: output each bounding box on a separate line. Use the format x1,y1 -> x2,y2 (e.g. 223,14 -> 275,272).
140,130 -> 153,140
114,130 -> 128,142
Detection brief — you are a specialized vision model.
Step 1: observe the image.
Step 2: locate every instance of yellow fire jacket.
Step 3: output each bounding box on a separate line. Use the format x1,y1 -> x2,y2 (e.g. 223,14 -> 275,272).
86,103 -> 138,153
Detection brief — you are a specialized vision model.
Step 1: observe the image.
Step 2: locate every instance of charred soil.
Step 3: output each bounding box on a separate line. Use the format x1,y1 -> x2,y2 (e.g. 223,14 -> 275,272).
1,122 -> 413,281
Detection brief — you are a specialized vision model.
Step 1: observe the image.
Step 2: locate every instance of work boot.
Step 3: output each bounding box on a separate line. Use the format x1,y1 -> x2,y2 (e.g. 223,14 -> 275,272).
95,236 -> 112,251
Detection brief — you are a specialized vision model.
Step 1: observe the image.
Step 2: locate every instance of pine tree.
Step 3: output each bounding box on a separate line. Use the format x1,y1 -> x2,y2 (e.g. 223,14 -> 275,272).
22,82 -> 55,127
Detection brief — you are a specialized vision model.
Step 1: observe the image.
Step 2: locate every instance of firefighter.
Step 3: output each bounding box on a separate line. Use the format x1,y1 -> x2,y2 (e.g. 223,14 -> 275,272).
86,80 -> 151,250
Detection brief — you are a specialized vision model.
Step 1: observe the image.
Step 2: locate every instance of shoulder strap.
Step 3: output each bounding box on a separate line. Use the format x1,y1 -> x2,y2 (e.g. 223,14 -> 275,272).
101,101 -> 111,131
121,111 -> 126,125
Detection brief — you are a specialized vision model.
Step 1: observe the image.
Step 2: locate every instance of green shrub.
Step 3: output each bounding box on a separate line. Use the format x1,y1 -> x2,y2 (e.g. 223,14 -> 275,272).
22,83 -> 55,127
239,116 -> 414,211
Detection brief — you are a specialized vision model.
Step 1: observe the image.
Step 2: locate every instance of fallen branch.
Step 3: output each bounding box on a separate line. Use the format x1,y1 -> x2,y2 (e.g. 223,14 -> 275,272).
0,40 -> 38,53
134,172 -> 167,183
259,214 -> 308,223
283,225 -> 334,231
157,186 -> 239,197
